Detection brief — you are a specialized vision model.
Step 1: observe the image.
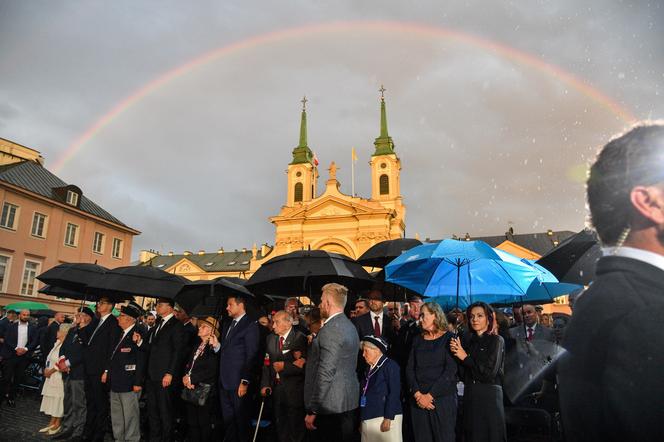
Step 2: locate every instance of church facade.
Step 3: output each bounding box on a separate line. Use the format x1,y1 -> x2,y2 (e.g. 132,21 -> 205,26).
271,92 -> 406,259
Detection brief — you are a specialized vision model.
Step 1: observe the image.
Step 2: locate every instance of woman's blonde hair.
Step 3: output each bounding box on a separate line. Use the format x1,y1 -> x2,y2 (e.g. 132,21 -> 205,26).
421,302 -> 448,332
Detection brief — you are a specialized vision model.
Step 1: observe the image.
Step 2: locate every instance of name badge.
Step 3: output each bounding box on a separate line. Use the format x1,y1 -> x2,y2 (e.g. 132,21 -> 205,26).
120,347 -> 131,353
360,395 -> 367,408
125,365 -> 136,371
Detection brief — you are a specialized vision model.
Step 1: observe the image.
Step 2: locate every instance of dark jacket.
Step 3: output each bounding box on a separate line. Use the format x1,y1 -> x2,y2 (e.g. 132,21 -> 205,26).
41,320 -> 62,360
260,328 -> 307,402
354,311 -> 397,345
217,315 -> 260,390
107,325 -> 146,393
459,333 -> 504,385
360,355 -> 402,421
142,315 -> 187,381
60,324 -> 92,380
84,314 -> 121,377
559,256 -> 664,442
184,339 -> 218,387
0,320 -> 38,360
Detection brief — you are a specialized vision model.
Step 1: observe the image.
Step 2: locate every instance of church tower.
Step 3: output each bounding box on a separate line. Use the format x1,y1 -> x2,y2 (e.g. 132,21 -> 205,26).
370,86 -> 402,212
286,96 -> 318,206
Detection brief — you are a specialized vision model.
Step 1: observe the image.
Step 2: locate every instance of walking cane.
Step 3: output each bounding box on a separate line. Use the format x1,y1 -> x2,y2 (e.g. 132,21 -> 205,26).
252,397 -> 266,442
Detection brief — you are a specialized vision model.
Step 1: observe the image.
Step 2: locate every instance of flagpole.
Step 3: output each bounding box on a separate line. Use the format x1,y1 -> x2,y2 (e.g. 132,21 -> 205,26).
351,147 -> 356,196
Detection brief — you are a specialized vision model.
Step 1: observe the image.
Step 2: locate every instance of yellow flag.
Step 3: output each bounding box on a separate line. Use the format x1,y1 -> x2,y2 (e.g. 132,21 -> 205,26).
351,147 -> 358,162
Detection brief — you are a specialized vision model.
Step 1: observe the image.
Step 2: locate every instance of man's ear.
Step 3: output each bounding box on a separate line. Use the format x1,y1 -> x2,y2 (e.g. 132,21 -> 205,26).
630,185 -> 664,224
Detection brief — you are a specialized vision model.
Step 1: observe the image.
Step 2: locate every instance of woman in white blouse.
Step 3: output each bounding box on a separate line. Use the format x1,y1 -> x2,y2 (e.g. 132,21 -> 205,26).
39,322 -> 72,435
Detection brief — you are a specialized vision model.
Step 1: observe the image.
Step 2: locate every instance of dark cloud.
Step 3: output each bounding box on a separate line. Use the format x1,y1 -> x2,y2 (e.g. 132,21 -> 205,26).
0,1 -> 660,257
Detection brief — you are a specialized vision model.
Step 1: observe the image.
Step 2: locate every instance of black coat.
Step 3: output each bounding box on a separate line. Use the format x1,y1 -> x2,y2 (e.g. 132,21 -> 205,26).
84,315 -> 121,377
60,324 -> 92,380
0,321 -> 38,360
184,339 -> 218,387
260,328 -> 307,403
107,325 -> 146,393
41,320 -> 61,360
354,311 -> 397,345
142,315 -> 187,381
559,256 -> 664,442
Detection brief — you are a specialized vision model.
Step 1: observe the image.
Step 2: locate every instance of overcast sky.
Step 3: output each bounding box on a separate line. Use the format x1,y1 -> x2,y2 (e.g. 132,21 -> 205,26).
1,1 -> 662,258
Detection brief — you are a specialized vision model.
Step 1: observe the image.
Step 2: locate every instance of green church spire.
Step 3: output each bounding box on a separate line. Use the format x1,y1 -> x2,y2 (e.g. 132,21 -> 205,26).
291,96 -> 314,165
373,85 -> 395,156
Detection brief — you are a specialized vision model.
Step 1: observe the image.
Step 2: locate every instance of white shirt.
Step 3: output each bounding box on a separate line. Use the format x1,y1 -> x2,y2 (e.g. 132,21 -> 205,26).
156,313 -> 174,333
603,246 -> 664,272
371,311 -> 384,334
232,312 -> 246,324
16,321 -> 29,349
323,311 -> 343,326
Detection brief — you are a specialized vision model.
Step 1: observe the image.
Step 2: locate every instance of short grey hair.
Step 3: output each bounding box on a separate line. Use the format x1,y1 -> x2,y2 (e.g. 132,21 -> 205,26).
360,340 -> 379,351
284,297 -> 299,308
273,310 -> 293,324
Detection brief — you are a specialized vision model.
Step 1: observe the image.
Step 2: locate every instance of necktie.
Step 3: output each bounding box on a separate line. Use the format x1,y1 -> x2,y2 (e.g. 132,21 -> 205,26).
226,320 -> 237,338
527,327 -> 534,341
88,318 -> 104,345
150,319 -> 163,344
373,316 -> 381,337
279,336 -> 284,351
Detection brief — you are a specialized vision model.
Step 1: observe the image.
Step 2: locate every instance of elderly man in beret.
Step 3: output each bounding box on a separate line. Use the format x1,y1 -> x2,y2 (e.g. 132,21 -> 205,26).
103,302 -> 146,442
54,307 -> 95,441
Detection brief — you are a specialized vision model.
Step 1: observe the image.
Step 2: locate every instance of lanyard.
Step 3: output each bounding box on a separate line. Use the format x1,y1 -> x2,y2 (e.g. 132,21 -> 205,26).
362,356 -> 387,397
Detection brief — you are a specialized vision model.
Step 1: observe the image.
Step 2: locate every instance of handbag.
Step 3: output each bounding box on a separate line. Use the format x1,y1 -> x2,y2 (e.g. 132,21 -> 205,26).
180,382 -> 212,406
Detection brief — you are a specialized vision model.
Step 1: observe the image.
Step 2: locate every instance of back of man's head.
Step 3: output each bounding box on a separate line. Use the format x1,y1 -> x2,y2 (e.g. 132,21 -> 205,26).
321,283 -> 348,309
588,123 -> 664,245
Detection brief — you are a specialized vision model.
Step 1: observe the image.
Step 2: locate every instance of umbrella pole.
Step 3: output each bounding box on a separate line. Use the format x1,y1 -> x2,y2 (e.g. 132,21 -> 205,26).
455,261 -> 461,309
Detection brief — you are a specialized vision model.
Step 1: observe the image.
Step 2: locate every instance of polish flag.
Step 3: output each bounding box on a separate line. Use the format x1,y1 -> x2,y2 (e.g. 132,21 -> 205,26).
312,152 -> 319,166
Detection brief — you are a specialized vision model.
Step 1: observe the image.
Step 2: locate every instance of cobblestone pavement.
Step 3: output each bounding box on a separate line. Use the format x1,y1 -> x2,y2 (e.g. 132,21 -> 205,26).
0,389 -> 52,441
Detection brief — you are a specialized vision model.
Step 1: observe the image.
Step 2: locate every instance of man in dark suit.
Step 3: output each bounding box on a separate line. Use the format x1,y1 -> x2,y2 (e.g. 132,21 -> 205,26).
138,297 -> 186,442
0,309 -> 38,406
304,283 -> 360,442
104,302 -> 146,442
82,297 -> 121,441
559,124 -> 664,441
0,308 -> 18,343
41,312 -> 66,363
260,310 -> 307,442
213,294 -> 260,442
354,290 -> 396,345
54,307 -> 95,441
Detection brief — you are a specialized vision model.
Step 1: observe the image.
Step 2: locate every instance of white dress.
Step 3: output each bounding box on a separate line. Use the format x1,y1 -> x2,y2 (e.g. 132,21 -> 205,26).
40,340 -> 64,418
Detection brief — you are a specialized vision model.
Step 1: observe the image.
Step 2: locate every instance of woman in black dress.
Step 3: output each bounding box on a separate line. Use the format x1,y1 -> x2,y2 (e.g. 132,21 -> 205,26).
450,302 -> 506,442
182,316 -> 220,442
406,302 -> 458,442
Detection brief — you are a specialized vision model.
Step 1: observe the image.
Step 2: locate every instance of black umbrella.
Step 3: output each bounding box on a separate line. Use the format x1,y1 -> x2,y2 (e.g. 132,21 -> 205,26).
39,284 -> 87,300
246,250 -> 374,301
536,229 -> 601,285
369,269 -> 422,302
85,265 -> 188,301
37,263 -> 108,292
175,277 -> 254,317
357,238 -> 423,268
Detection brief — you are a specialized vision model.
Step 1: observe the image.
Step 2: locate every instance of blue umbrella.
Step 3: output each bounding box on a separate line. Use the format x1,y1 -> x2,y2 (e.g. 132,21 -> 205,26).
385,240 -> 543,309
493,258 -> 582,306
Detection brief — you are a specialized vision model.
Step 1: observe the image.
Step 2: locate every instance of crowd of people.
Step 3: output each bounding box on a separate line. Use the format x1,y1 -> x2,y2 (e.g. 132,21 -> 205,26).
0,124 -> 662,442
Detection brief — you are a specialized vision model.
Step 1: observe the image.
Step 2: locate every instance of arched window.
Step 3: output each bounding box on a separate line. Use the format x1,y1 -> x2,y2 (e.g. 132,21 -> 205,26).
379,174 -> 389,195
294,182 -> 303,202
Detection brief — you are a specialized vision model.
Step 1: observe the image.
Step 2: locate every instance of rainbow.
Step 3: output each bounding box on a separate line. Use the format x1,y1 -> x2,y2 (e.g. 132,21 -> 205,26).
52,20 -> 638,172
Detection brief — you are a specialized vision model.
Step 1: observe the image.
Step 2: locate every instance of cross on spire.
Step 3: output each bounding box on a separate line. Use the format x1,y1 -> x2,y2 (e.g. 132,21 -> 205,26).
379,85 -> 386,101
301,95 -> 308,111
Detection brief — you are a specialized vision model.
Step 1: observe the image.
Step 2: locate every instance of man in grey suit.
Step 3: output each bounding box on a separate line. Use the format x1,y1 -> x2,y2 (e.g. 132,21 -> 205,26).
304,283 -> 359,442
508,304 -> 558,400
